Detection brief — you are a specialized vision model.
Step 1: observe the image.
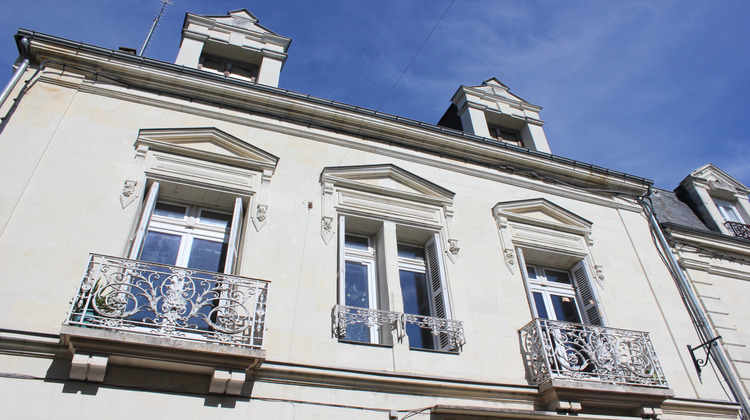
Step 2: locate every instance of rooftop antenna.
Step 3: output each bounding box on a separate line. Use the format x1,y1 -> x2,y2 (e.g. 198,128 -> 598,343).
139,0 -> 172,57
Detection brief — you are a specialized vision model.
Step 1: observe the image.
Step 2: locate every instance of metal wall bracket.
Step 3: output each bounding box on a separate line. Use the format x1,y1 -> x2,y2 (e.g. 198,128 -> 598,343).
688,336 -> 721,380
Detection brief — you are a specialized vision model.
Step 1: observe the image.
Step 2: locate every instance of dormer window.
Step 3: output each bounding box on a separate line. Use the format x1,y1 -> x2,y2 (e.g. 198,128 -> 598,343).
175,10 -> 290,87
714,198 -> 744,224
488,125 -> 522,147
199,54 -> 259,82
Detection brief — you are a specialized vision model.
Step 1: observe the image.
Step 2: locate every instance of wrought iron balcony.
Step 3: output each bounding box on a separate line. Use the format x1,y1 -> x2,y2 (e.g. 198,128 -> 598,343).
520,318 -> 668,388
403,313 -> 466,350
725,221 -> 750,239
332,304 -> 401,343
65,254 -> 269,349
332,304 -> 465,351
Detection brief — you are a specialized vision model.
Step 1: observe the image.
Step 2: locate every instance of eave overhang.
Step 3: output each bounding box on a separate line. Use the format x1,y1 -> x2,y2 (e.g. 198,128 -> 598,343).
661,222 -> 750,257
14,30 -> 652,196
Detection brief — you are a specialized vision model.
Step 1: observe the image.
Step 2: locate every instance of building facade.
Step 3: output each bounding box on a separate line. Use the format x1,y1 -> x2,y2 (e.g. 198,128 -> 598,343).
0,9 -> 747,420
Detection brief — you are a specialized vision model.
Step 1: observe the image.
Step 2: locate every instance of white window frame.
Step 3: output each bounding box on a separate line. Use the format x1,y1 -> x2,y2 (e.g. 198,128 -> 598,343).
525,264 -> 583,323
130,182 -> 245,275
714,198 -> 744,224
337,216 -> 453,349
321,164 -> 458,349
341,232 -> 380,344
517,248 -> 603,326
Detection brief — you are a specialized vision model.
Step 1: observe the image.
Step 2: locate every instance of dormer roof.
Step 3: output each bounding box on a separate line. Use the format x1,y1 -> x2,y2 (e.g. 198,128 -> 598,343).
681,163 -> 750,196
186,9 -> 283,39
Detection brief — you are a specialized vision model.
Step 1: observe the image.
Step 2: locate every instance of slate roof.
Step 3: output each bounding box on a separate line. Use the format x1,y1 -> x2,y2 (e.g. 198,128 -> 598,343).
650,188 -> 709,232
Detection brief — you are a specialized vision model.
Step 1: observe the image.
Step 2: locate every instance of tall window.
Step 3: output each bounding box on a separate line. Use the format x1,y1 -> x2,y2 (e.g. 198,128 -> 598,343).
139,202 -> 232,272
337,217 -> 452,350
398,237 -> 448,350
128,182 -> 246,330
520,257 -> 602,326
131,182 -> 245,275
342,234 -> 378,343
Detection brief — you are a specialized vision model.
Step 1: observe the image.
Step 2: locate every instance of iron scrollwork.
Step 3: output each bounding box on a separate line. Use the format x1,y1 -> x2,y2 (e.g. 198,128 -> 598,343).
520,318 -> 668,387
66,254 -> 270,348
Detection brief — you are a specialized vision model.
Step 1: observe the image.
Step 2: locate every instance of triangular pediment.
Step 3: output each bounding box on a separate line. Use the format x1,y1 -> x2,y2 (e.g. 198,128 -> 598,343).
684,164 -> 749,195
136,127 -> 278,172
493,198 -> 592,235
321,164 -> 454,205
474,78 -> 527,103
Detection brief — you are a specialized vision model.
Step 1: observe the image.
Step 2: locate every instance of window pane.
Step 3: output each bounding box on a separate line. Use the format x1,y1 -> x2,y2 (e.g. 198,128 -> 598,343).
399,270 -> 430,316
533,292 -> 548,319
716,200 -> 742,223
187,238 -> 227,272
344,261 -> 372,343
526,266 -> 537,280
545,269 -> 572,284
400,269 -> 433,350
153,202 -> 187,219
140,231 -> 181,265
345,235 -> 369,251
199,210 -> 232,228
344,262 -> 370,308
398,244 -> 425,260
550,294 -> 581,323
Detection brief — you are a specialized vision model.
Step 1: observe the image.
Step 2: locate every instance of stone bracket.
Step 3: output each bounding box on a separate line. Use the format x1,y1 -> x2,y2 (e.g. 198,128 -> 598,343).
321,181 -> 335,244
638,405 -> 664,419
209,369 -> 246,395
119,145 -> 148,208
252,169 -> 273,231
70,352 -> 108,382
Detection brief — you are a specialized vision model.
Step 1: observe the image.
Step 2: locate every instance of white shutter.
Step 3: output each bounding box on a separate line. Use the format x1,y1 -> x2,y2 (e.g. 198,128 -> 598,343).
129,181 -> 159,259
223,197 -> 244,274
337,215 -> 346,305
516,248 -> 539,318
571,260 -> 603,326
425,234 -> 450,319
425,234 -> 452,350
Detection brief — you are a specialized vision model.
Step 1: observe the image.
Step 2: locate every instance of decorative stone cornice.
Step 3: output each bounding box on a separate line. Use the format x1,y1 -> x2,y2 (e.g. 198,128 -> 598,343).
19,30 -> 652,197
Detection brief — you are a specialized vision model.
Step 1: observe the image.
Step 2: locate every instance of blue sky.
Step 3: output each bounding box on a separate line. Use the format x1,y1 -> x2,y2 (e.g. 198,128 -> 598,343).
1,0 -> 749,190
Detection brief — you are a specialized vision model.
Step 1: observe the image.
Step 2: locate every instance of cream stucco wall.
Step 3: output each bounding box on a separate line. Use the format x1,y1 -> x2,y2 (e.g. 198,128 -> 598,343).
0,59 -> 742,419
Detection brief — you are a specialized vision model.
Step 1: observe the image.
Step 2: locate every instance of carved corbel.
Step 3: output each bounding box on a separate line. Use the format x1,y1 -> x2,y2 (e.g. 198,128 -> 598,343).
595,264 -> 605,282
321,182 -> 335,244
495,215 -> 515,273
504,249 -> 516,268
119,180 -> 138,208
252,169 -> 273,231
446,239 -> 460,264
119,145 -> 148,208
442,206 -> 460,264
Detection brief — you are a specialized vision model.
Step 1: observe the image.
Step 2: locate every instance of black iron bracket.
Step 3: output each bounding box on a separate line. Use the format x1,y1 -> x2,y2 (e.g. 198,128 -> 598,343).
688,336 -> 721,380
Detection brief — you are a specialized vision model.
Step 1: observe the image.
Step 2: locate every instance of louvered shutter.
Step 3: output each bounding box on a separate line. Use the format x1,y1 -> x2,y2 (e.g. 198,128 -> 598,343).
425,233 -> 451,350
223,197 -> 244,274
336,215 -> 346,305
516,248 -> 540,318
571,260 -> 603,326
129,181 -> 159,259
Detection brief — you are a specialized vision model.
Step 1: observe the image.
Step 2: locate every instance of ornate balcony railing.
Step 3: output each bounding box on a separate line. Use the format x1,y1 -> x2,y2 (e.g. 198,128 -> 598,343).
725,221 -> 750,239
520,318 -> 668,387
332,304 -> 465,351
403,313 -> 465,350
65,254 -> 269,349
331,304 -> 401,342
